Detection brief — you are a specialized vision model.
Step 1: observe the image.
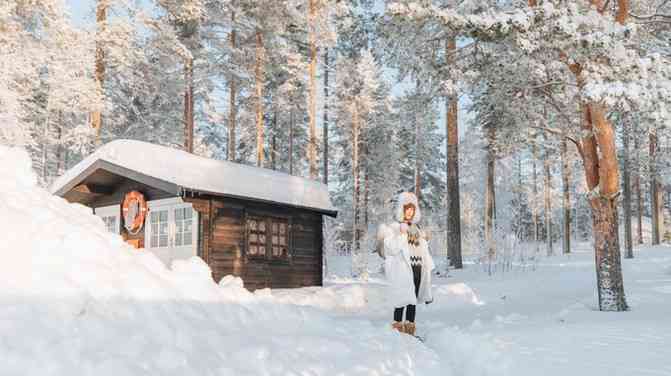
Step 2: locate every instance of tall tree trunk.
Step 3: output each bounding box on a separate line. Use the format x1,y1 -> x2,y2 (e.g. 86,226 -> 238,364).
364,163 -> 369,228
228,10 -> 237,161
650,128 -> 661,245
622,118 -> 633,258
556,0 -> 629,312
532,140 -> 540,256
271,110 -> 277,170
183,57 -> 194,153
352,106 -> 363,277
560,137 -> 572,254
41,95 -> 52,182
289,109 -> 294,175
634,124 -> 643,244
414,82 -> 422,201
55,113 -> 64,177
307,0 -> 318,179
445,36 -> 463,269
255,29 -> 265,167
543,134 -> 553,256
616,0 -> 629,24
322,48 -> 329,185
91,0 -> 107,145
517,154 -> 524,240
485,126 -> 496,275
583,102 -> 628,311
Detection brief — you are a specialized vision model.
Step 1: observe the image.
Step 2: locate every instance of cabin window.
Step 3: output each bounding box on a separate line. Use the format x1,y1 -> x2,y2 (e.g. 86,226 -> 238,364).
95,205 -> 120,234
174,207 -> 194,247
271,219 -> 289,259
247,217 -> 267,257
149,209 -> 170,248
246,215 -> 290,260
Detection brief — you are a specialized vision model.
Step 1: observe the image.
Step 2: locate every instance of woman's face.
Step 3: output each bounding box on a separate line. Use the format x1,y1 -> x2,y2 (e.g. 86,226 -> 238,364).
404,205 -> 415,222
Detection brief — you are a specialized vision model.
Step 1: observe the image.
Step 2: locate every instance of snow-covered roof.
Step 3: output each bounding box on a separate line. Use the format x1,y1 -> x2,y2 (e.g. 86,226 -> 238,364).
50,140 -> 337,216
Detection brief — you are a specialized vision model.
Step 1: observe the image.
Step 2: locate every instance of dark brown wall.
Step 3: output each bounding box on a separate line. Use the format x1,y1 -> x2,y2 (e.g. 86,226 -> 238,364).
207,197 -> 323,291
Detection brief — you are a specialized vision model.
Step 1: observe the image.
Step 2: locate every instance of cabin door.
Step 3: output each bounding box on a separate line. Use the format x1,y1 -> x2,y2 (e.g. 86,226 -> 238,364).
144,198 -> 198,267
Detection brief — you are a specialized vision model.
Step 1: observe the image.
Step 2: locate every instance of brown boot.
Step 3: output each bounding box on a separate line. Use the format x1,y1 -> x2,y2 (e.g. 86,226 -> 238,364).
404,321 -> 416,336
391,321 -> 404,333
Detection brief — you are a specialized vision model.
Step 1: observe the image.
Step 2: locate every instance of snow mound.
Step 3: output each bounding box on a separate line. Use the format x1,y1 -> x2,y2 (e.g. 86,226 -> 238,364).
271,284 -> 368,312
0,146 -> 224,302
433,282 -> 485,306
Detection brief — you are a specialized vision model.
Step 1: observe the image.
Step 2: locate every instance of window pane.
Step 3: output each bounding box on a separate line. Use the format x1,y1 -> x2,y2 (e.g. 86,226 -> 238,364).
250,234 -> 257,243
184,232 -> 192,245
160,222 -> 168,235
249,220 -> 257,231
280,224 -> 286,235
184,207 -> 192,219
176,222 -> 183,233
159,211 -> 168,221
159,235 -> 168,247
259,234 -> 265,244
185,220 -> 192,232
175,233 -> 182,246
175,208 -> 183,220
151,235 -> 158,248
259,221 -> 265,232
151,212 -> 158,222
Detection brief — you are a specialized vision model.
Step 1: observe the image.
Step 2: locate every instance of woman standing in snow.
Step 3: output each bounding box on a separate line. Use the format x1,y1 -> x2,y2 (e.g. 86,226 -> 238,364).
380,192 -> 434,337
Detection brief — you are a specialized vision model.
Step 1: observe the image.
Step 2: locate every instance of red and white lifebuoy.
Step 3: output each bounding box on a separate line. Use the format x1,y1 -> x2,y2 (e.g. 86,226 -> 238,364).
122,191 -> 147,234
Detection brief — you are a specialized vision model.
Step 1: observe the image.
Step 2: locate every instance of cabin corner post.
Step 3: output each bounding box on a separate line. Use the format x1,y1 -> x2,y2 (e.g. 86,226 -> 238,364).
206,199 -> 213,267
318,214 -> 324,287
182,197 -> 213,274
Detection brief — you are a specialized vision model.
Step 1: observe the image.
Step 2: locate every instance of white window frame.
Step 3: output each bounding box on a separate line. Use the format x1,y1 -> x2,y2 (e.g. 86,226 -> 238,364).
95,204 -> 121,234
144,198 -> 199,266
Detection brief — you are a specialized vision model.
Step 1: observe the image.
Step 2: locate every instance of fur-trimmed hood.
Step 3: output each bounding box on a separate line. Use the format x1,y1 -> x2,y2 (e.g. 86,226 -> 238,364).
394,192 -> 421,224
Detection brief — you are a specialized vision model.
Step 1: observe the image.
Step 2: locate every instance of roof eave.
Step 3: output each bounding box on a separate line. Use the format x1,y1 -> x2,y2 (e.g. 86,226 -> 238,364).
180,187 -> 338,217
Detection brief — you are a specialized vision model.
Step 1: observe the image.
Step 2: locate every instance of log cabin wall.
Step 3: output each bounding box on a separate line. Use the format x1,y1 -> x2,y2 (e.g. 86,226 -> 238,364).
206,197 -> 324,290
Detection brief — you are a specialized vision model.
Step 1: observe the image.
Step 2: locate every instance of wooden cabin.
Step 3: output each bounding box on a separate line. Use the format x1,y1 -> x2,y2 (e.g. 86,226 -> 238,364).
50,140 -> 337,291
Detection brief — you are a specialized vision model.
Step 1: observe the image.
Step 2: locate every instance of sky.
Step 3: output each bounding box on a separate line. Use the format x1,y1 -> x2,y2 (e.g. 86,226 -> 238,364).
65,0 -> 94,26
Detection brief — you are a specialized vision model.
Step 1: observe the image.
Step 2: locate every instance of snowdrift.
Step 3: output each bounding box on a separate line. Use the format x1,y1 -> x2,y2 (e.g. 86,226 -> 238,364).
0,146 -> 467,375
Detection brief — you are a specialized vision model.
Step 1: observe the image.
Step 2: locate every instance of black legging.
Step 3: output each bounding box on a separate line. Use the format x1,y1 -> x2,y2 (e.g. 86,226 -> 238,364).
394,264 -> 422,322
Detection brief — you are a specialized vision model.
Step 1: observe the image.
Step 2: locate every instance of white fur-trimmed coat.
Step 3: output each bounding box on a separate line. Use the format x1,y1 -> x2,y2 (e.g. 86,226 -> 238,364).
382,222 -> 435,308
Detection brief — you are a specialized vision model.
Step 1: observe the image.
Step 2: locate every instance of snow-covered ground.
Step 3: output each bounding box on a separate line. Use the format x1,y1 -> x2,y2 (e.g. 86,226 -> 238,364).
325,241 -> 671,376
2,144 -> 671,376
